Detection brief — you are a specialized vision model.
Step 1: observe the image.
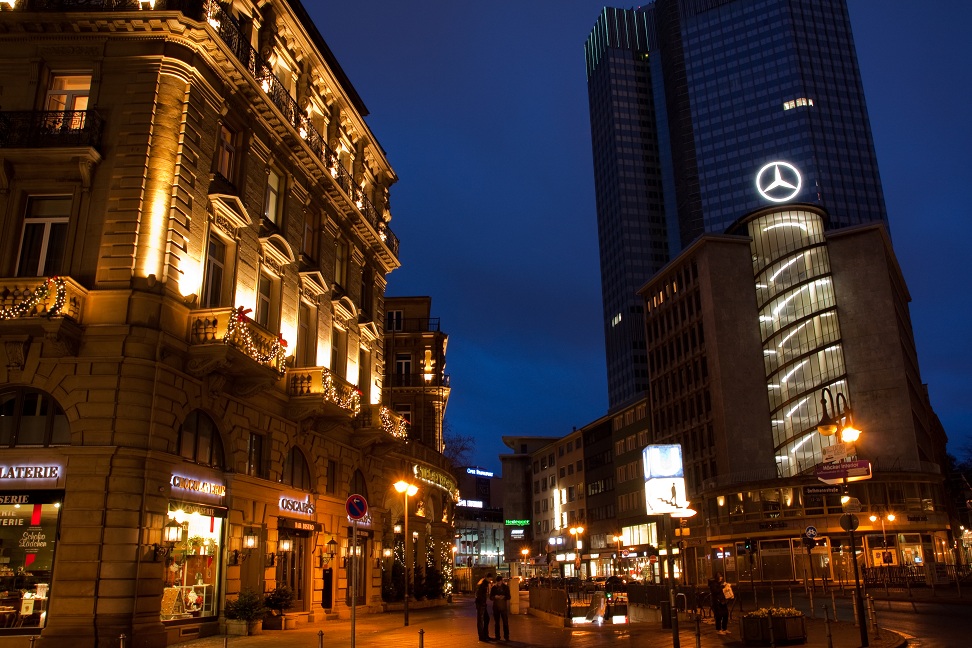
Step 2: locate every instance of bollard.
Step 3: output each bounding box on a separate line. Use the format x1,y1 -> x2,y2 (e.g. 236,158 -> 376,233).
808,587 -> 814,619
223,637 -> 228,648
823,605 -> 833,648
29,637 -> 36,648
119,634 -> 127,648
830,590 -> 838,622
852,594 -> 859,627
867,596 -> 880,637
695,613 -> 702,648
318,629 -> 324,648
906,578 -> 912,598
418,628 -> 425,648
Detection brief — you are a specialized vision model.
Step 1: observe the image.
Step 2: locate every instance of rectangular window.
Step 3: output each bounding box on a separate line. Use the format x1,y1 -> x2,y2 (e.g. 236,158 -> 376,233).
334,239 -> 348,288
255,271 -> 273,327
0,492 -> 62,630
395,353 -> 411,379
359,265 -> 373,318
46,74 -> 90,112
326,459 -> 337,494
301,209 -> 320,260
296,301 -> 317,367
246,433 -> 264,478
216,125 -> 237,181
394,404 -> 411,423
331,326 -> 348,378
16,196 -> 70,277
200,232 -> 227,308
264,169 -> 282,225
162,505 -> 223,622
386,310 -> 404,332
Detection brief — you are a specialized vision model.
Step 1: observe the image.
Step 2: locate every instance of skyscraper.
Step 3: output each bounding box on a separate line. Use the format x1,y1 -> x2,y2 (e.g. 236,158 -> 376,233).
586,0 -> 887,410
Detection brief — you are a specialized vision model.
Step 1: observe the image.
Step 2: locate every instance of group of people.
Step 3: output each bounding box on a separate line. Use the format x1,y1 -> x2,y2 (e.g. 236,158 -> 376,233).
475,572 -> 512,642
707,572 -> 734,635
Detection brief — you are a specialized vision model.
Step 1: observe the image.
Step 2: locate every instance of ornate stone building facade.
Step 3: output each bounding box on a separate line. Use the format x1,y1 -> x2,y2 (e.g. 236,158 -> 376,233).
0,2 -> 455,647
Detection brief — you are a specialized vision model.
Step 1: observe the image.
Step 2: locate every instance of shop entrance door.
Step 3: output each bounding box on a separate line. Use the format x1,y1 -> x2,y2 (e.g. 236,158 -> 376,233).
277,533 -> 309,610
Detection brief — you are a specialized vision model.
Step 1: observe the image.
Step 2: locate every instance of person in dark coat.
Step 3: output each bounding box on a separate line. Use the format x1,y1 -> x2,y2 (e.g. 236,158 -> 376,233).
475,572 -> 494,641
489,575 -> 512,641
708,572 -> 730,634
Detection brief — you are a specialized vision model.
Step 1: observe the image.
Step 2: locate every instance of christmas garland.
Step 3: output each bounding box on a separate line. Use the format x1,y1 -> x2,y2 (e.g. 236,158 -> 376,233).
0,277 -> 67,321
224,306 -> 287,374
380,406 -> 409,439
322,369 -> 361,415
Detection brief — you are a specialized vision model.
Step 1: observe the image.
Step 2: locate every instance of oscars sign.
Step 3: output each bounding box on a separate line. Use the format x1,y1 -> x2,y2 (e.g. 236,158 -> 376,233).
643,444 -> 694,517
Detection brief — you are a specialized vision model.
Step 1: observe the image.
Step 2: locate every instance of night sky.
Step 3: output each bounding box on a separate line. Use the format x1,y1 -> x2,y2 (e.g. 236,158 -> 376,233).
311,1 -> 972,473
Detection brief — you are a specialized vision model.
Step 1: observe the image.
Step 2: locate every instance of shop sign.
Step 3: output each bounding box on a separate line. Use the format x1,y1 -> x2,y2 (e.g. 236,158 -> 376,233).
510,529 -> 525,539
279,518 -> 319,532
170,474 -> 226,497
413,464 -> 459,500
907,515 -> 928,522
279,497 -> 314,515
466,468 -> 494,477
458,499 -> 483,508
0,465 -> 62,481
505,519 -> 530,527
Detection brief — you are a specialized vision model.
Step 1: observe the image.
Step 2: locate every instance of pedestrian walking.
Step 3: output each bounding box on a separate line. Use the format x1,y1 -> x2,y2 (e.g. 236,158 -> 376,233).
708,572 -> 731,635
490,575 -> 512,641
475,572 -> 494,642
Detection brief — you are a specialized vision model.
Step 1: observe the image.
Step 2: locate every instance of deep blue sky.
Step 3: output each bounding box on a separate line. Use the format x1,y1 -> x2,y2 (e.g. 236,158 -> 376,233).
312,1 -> 972,473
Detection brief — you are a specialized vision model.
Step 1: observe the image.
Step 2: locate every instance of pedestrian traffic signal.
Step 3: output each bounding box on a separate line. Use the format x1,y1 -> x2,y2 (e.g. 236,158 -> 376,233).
744,538 -> 753,553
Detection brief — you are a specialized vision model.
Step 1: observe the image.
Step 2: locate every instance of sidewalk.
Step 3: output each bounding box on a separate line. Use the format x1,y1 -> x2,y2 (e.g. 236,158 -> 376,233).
173,595 -> 905,648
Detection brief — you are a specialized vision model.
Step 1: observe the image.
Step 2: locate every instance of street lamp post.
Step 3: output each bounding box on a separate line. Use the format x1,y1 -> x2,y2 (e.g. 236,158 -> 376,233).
569,526 -> 585,578
817,387 -> 867,648
394,479 -> 418,627
521,548 -> 529,578
869,511 -> 895,593
612,534 -> 623,577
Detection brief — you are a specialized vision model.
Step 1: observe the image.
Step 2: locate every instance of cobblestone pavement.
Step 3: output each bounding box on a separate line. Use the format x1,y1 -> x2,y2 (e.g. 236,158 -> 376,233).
173,594 -> 906,648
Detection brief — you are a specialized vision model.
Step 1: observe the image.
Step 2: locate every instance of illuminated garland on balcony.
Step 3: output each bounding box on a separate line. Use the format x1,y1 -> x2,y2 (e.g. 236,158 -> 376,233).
380,406 -> 409,439
322,370 -> 362,415
0,277 -> 66,321
224,306 -> 287,374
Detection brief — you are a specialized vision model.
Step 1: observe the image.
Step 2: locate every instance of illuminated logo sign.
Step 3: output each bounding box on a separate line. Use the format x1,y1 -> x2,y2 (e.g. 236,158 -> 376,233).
756,161 -> 802,203
643,444 -> 693,517
458,499 -> 483,508
279,497 -> 315,515
413,464 -> 459,500
510,529 -> 525,539
0,465 -> 61,480
505,519 -> 530,527
466,468 -> 494,477
170,474 -> 226,497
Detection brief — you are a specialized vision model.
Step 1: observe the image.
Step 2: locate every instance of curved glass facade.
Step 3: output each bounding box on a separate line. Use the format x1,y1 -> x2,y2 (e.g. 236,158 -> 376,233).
746,208 -> 848,477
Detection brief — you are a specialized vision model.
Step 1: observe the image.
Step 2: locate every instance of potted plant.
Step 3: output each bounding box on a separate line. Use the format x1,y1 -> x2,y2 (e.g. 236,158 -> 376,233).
224,589 -> 266,636
262,586 -> 295,630
740,607 -> 806,646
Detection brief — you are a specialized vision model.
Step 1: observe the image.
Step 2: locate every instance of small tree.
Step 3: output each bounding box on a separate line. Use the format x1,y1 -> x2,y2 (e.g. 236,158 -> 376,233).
264,586 -> 294,615
224,588 -> 266,622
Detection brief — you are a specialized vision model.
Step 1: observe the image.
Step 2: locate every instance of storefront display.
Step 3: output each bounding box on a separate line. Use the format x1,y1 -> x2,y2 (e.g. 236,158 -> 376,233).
0,491 -> 62,631
161,503 -> 224,622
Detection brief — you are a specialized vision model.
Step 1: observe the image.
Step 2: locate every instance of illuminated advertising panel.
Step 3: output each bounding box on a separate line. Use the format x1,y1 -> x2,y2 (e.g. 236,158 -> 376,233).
643,444 -> 691,516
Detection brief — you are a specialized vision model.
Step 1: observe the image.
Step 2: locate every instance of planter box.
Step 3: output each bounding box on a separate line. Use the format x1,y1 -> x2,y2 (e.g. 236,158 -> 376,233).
225,619 -> 262,636
741,615 -> 807,646
262,615 -> 294,630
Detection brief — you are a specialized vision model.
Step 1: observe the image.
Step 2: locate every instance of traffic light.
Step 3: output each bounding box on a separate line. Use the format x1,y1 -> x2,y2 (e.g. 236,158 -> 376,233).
744,537 -> 753,553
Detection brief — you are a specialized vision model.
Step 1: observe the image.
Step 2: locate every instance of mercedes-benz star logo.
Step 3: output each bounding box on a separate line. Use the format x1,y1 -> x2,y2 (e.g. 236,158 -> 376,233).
756,161 -> 802,203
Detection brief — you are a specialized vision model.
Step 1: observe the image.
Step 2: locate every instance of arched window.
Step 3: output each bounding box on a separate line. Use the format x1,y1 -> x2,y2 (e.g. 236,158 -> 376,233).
281,447 -> 312,491
0,387 -> 70,447
177,410 -> 224,469
349,469 -> 368,501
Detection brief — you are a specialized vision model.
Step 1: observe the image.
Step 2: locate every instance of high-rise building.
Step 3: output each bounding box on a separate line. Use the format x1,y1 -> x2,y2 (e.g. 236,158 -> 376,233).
585,0 -> 888,409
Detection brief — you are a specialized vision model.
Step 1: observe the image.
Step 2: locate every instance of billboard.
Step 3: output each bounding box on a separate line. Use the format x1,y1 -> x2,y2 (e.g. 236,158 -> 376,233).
643,444 -> 693,516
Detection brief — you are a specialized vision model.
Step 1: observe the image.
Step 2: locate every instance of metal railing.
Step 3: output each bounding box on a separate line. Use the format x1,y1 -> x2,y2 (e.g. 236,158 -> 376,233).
202,0 -> 399,258
388,317 -> 441,333
0,110 -> 104,148
388,373 -> 451,388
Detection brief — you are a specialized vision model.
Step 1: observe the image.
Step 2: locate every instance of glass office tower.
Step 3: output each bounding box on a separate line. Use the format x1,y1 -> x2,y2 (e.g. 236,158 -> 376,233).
585,0 -> 887,410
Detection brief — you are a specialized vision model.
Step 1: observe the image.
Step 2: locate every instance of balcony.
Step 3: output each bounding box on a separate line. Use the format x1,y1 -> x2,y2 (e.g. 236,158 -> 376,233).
0,110 -> 104,149
187,306 -> 286,395
388,317 -> 441,333
286,366 -> 361,421
347,405 -> 409,455
388,373 -> 451,389
0,276 -> 87,359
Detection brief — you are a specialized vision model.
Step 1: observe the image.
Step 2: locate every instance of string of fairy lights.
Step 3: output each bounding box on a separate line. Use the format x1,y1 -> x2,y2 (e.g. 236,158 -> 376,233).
380,406 -> 409,439
224,306 -> 287,374
0,277 -> 67,321
322,369 -> 362,415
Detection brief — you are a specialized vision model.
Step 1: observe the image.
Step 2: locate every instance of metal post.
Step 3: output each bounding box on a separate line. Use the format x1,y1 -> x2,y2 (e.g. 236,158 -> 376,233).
404,497 -> 410,627
29,638 -> 35,648
767,611 -> 776,648
849,527 -> 869,646
119,635 -> 126,648
352,519 -> 358,648
318,629 -> 324,648
695,612 -> 702,648
418,628 -> 425,648
867,595 -> 880,637
223,637 -> 228,648
667,516 -> 680,648
831,590 -> 838,622
808,587 -> 814,618
823,605 -> 833,648
788,587 -> 793,608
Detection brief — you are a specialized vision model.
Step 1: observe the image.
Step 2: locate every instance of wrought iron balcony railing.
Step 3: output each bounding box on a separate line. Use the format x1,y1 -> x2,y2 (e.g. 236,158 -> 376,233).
387,317 -> 441,333
0,110 -> 104,149
388,373 -> 451,389
203,0 -> 399,258
287,366 -> 361,416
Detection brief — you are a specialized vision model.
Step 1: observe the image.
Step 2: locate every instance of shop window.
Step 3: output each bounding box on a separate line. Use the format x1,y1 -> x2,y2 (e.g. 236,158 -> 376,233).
0,388 -> 70,447
0,491 -> 62,630
177,410 -> 224,469
161,506 -> 224,622
281,447 -> 312,491
16,196 -> 71,278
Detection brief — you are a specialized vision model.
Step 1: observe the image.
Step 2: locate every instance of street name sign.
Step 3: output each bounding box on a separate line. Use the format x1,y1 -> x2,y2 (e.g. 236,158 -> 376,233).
815,459 -> 872,485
